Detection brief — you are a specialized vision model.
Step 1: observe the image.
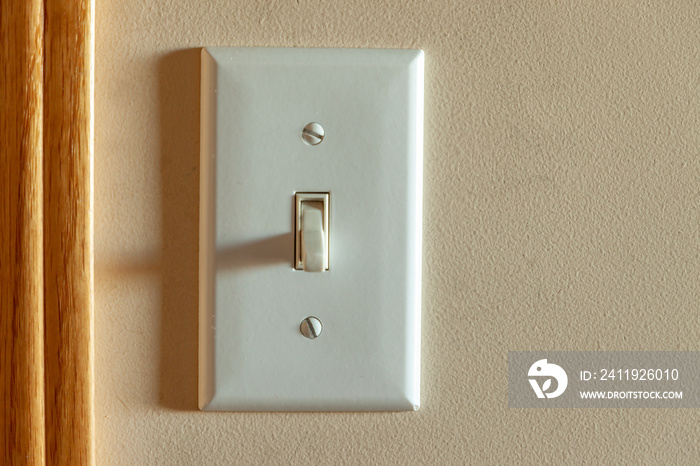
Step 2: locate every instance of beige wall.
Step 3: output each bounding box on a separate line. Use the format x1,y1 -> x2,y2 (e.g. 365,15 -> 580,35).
95,1 -> 700,464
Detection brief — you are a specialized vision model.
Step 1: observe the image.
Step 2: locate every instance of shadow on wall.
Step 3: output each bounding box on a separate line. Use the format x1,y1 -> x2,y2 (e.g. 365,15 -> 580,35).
158,49 -> 201,411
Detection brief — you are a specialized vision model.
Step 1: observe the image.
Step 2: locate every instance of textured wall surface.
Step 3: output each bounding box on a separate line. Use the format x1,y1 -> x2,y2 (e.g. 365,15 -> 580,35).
95,1 -> 700,464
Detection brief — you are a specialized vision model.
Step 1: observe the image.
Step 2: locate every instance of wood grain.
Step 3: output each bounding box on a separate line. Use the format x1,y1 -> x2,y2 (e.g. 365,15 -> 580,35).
43,0 -> 95,464
0,1 -> 47,464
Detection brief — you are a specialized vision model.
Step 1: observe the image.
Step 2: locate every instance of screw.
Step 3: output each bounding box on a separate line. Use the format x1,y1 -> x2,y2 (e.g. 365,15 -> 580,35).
302,122 -> 324,145
300,316 -> 323,339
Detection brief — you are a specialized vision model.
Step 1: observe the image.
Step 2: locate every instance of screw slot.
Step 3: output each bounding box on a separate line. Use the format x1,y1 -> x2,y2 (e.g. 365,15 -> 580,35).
302,122 -> 325,146
300,316 -> 323,339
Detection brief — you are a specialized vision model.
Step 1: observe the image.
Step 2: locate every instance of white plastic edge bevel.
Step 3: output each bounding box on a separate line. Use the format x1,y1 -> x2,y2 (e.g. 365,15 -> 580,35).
409,50 -> 425,411
199,48 -> 217,410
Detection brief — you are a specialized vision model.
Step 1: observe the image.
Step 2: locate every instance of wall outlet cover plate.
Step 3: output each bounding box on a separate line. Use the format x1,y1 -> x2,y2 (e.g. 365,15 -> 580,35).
199,47 -> 423,411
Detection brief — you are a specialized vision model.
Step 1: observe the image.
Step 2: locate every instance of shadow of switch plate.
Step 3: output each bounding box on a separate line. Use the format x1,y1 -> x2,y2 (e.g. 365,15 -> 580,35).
199,47 -> 424,411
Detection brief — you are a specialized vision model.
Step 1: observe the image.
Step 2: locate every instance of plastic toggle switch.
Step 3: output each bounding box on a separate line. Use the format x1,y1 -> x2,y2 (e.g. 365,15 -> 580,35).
295,193 -> 329,272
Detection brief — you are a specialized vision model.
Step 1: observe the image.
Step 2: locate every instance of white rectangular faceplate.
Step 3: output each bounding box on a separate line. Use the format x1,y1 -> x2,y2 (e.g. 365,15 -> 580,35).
200,47 -> 424,411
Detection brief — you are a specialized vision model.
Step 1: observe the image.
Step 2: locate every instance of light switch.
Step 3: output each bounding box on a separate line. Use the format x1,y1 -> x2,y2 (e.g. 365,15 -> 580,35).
295,193 -> 329,272
199,47 -> 424,411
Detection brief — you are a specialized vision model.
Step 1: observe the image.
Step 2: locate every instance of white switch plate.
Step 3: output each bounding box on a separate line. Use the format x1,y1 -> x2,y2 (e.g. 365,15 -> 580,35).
199,47 -> 424,411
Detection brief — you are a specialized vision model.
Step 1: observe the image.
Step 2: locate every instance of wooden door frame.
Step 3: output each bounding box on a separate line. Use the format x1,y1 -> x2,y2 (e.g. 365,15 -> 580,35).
2,0 -> 95,464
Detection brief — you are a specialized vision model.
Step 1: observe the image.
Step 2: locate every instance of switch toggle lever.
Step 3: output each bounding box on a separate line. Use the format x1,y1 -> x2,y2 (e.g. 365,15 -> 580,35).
295,193 -> 329,272
301,204 -> 325,272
